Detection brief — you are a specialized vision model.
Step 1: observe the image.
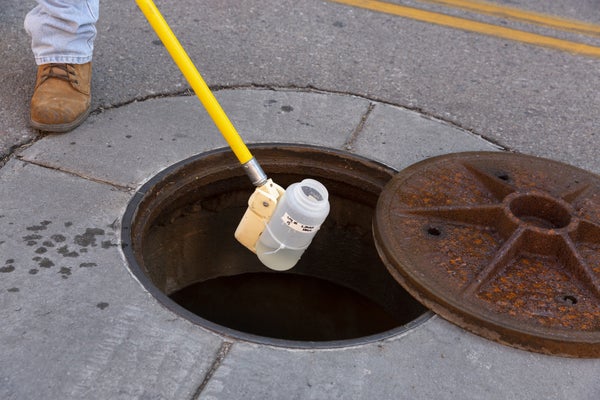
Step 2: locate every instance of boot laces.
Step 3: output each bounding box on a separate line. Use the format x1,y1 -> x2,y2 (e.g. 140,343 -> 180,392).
39,63 -> 79,85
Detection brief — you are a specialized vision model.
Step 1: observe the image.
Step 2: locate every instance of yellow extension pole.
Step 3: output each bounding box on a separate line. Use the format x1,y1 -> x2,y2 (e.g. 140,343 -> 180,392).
136,0 -> 254,165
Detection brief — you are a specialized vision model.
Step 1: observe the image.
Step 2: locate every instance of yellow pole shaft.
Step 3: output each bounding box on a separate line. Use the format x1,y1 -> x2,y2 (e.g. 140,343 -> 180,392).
135,0 -> 253,164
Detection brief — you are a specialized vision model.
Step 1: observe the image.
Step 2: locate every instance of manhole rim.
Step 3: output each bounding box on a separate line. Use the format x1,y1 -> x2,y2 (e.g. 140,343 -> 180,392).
120,143 -> 433,349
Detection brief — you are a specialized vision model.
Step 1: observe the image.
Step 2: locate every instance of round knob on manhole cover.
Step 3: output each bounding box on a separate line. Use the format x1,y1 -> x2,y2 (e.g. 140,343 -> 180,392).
374,152 -> 600,357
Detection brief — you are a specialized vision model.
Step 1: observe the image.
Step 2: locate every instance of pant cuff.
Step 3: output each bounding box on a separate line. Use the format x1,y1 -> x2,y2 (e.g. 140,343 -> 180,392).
35,56 -> 93,65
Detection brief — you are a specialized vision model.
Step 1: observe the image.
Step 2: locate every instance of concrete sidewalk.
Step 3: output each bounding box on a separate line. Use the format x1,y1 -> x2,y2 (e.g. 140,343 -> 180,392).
2,88 -> 599,399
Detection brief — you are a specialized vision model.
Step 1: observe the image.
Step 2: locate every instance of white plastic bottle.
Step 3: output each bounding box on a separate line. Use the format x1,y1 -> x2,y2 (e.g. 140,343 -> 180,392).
256,179 -> 330,271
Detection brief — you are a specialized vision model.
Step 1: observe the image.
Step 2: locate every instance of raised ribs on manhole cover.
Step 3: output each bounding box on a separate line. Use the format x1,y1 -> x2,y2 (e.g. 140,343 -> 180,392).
374,152 -> 600,357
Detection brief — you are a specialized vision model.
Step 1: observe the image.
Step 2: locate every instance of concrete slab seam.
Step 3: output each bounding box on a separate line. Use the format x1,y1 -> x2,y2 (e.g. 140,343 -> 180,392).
191,341 -> 234,400
16,156 -> 135,192
344,102 -> 376,151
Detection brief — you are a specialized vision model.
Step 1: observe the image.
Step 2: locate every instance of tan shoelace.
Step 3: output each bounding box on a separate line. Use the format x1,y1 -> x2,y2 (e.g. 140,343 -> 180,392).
39,63 -> 79,85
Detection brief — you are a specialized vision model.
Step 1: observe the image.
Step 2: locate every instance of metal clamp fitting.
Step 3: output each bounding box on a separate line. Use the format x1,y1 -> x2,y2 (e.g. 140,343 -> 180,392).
242,157 -> 268,187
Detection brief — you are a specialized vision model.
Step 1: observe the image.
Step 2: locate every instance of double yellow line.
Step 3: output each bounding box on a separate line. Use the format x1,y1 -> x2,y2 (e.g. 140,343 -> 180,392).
329,0 -> 600,58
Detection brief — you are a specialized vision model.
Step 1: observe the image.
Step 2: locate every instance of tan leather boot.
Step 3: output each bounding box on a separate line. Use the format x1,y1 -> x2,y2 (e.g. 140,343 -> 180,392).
30,63 -> 92,133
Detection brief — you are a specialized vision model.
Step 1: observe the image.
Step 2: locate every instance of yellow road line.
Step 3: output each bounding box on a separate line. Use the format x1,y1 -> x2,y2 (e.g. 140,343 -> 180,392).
329,0 -> 600,58
421,0 -> 600,37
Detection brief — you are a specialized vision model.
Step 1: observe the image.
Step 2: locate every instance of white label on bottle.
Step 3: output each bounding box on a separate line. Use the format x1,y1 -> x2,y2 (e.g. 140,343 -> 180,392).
281,212 -> 319,233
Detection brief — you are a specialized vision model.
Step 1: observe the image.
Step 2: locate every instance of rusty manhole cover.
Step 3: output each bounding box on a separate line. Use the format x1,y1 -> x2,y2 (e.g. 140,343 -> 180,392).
374,152 -> 600,357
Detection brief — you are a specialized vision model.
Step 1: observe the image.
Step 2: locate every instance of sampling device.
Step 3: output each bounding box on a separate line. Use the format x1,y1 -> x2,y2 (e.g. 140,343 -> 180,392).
136,0 -> 329,270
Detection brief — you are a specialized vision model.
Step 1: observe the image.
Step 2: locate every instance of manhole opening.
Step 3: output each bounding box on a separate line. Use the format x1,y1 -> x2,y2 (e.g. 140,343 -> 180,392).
122,144 -> 429,347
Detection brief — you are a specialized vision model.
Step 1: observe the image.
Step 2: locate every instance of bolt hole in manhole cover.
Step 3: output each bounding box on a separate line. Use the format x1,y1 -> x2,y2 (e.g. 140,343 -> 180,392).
121,144 -> 430,347
374,152 -> 600,357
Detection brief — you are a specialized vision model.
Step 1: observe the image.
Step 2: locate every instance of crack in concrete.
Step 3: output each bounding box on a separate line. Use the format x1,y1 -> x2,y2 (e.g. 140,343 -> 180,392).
199,83 -> 511,151
0,136 -> 38,169
93,82 -> 508,151
219,83 -> 508,150
1,84 -> 508,173
191,341 -> 233,400
90,88 -> 194,116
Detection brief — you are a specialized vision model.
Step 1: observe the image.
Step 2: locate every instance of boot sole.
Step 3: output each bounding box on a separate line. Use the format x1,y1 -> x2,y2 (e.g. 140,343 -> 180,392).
30,106 -> 91,133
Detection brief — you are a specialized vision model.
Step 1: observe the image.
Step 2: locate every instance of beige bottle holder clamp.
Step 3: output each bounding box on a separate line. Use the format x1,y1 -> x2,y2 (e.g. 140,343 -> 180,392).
235,179 -> 285,253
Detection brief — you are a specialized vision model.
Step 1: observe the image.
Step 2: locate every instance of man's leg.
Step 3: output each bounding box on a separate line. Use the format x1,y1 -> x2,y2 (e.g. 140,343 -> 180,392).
25,0 -> 99,132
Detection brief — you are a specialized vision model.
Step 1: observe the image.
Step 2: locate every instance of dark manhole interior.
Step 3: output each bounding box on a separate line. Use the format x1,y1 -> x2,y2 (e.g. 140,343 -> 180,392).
122,144 -> 429,346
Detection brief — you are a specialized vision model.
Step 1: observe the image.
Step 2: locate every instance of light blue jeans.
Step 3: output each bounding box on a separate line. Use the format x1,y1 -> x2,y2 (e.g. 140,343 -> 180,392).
24,0 -> 99,65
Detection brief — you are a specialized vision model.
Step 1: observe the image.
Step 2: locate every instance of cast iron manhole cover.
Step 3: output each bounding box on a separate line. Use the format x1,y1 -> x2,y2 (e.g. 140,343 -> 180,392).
374,152 -> 600,357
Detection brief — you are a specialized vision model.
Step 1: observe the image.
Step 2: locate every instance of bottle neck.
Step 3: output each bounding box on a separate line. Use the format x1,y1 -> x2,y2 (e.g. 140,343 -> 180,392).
290,179 -> 329,213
